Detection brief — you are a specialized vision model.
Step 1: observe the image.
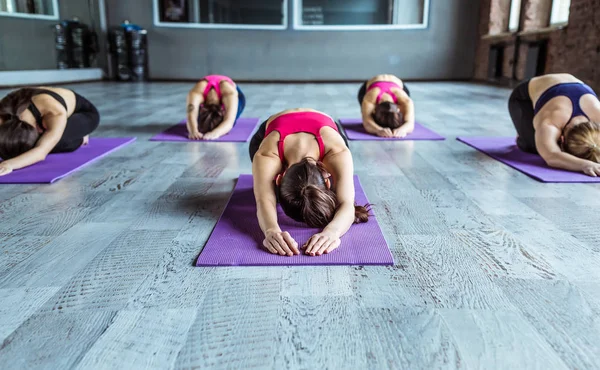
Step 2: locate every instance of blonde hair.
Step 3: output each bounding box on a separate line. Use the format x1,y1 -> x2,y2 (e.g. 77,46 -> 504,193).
564,121 -> 600,163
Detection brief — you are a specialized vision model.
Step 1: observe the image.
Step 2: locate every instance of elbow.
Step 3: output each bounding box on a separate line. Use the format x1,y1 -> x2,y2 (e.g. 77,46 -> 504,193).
363,124 -> 377,134
33,150 -> 48,162
215,118 -> 234,133
222,121 -> 235,131
545,159 -> 559,168
337,201 -> 355,215
543,154 -> 562,169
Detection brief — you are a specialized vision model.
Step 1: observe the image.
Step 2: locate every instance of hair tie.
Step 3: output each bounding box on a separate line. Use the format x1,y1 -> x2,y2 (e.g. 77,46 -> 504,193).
300,186 -> 306,197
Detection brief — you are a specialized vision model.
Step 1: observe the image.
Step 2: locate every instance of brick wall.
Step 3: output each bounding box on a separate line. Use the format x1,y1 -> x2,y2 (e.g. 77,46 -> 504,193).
502,44 -> 517,79
490,0 -> 513,33
522,0 -> 553,30
474,0 -> 493,80
474,0 -> 515,80
474,0 -> 600,92
546,0 -> 600,91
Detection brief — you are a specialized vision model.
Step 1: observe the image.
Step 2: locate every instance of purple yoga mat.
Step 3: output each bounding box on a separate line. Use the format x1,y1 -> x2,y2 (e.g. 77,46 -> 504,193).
0,137 -> 136,184
338,118 -> 445,141
150,118 -> 260,142
196,175 -> 394,266
457,136 -> 600,183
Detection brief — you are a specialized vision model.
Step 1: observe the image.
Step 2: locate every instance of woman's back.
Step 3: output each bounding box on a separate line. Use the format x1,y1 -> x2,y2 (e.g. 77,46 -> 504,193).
257,108 -> 346,162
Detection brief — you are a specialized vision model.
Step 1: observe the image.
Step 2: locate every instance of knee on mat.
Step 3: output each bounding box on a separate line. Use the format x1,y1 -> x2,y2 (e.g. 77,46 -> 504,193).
52,138 -> 85,154
516,137 -> 538,154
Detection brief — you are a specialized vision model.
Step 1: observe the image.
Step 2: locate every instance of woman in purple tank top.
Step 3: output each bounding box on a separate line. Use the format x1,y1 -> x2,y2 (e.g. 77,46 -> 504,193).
357,74 -> 415,138
508,73 -> 600,176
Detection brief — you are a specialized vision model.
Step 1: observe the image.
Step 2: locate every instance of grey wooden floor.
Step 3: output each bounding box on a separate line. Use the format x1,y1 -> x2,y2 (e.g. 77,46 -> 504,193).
1,81 -> 599,370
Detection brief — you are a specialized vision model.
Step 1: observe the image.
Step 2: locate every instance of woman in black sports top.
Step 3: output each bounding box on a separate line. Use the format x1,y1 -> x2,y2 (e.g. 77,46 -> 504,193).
0,86 -> 100,176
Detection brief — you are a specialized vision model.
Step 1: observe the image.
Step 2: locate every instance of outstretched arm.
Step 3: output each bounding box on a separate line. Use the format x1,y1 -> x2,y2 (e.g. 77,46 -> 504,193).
204,91 -> 239,139
304,148 -> 356,256
393,93 -> 415,138
252,152 -> 300,256
186,89 -> 204,140
0,113 -> 66,176
361,100 -> 393,138
536,125 -> 600,176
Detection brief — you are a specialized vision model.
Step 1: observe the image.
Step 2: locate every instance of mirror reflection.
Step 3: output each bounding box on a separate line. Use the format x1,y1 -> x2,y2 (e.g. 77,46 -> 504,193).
0,0 -> 57,17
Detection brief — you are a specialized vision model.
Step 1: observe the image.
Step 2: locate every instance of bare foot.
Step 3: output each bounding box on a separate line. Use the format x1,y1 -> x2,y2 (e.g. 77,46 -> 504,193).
82,135 -> 90,146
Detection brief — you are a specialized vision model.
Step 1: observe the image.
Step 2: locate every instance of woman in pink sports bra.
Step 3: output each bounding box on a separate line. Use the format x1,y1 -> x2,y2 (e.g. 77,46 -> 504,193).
358,74 -> 415,138
249,108 -> 370,257
185,75 -> 246,140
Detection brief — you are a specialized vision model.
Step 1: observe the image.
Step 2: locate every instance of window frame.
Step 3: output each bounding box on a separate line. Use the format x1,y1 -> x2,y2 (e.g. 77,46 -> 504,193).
549,0 -> 570,26
0,0 -> 59,20
292,0 -> 430,31
152,0 -> 289,30
507,0 -> 521,32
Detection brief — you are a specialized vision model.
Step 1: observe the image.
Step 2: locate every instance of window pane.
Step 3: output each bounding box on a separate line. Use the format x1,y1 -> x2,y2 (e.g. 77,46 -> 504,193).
0,0 -> 55,16
300,0 -> 425,26
550,0 -> 570,25
508,0 -> 521,31
159,0 -> 285,25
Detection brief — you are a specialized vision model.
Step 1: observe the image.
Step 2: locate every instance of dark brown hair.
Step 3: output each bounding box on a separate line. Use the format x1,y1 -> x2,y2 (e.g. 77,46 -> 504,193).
564,121 -> 600,163
277,158 -> 371,228
0,88 -> 41,159
372,102 -> 403,129
198,104 -> 224,133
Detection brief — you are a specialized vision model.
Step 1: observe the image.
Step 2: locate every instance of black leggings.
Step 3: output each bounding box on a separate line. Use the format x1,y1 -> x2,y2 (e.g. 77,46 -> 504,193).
508,79 -> 537,154
249,119 -> 349,161
52,93 -> 100,153
357,81 -> 411,105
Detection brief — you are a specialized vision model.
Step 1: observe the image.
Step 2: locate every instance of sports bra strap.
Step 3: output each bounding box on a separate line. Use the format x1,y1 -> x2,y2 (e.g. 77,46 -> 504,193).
368,81 -> 401,104
28,89 -> 69,130
534,82 -> 597,120
33,89 -> 68,110
202,75 -> 234,101
27,102 -> 44,129
266,112 -> 338,164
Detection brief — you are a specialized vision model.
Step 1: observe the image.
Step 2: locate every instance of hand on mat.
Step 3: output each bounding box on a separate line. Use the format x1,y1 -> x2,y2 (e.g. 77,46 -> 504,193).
0,163 -> 14,177
203,131 -> 223,141
376,128 -> 394,138
188,131 -> 203,140
303,231 -> 341,256
263,230 -> 299,256
392,128 -> 407,138
82,135 -> 90,146
582,163 -> 600,177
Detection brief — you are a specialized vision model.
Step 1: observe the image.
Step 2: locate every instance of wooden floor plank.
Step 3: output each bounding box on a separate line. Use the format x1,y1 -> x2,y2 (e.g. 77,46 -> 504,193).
357,307 -> 464,369
0,287 -> 59,341
173,279 -> 280,369
0,223 -> 126,288
439,309 -> 569,369
0,311 -> 117,369
75,309 -> 197,370
496,278 -> 600,369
